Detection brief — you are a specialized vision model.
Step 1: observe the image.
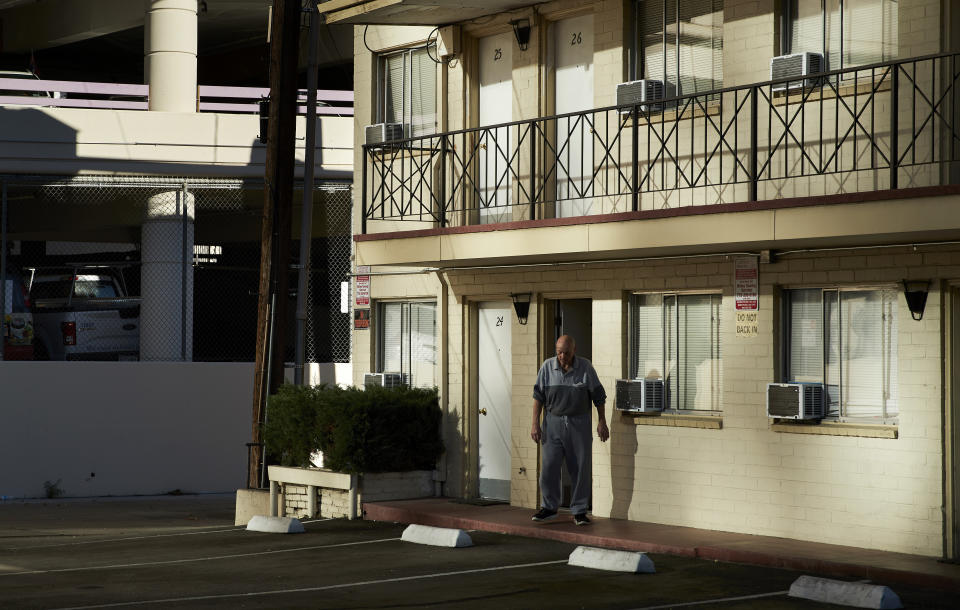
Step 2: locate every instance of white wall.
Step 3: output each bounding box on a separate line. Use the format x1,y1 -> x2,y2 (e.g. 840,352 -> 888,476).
0,108 -> 353,178
0,362 -> 254,499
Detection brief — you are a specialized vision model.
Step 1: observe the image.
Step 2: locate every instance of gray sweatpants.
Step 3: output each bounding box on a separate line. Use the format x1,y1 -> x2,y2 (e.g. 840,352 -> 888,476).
540,411 -> 593,515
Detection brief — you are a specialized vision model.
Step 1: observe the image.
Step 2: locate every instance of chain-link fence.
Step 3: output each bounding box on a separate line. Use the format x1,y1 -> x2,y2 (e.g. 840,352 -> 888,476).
0,174 -> 352,364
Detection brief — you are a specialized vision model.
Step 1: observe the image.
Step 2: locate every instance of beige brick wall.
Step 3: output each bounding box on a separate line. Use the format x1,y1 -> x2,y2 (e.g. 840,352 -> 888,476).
279,471 -> 436,519
900,0 -> 942,58
416,245 -> 947,556
511,297 -> 542,508
352,1 -> 947,231
281,484 -> 311,518
350,1 -> 952,557
724,0 -> 777,87
321,489 -> 352,519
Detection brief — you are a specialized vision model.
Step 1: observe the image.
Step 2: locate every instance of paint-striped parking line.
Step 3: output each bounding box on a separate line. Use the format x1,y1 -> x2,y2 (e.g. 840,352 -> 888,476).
5,518 -> 335,551
0,536 -> 401,576
53,559 -> 570,609
630,576 -> 873,608
630,589 -> 791,609
5,527 -> 245,551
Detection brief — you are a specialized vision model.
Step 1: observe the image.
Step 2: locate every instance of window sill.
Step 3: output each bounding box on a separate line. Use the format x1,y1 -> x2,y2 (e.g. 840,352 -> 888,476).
622,98 -> 721,126
367,141 -> 436,157
771,76 -> 891,107
770,420 -> 897,439
621,411 -> 722,429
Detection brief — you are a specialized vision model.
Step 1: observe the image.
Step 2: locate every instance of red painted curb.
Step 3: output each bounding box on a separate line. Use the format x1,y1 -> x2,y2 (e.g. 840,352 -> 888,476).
363,502 -> 697,558
363,501 -> 960,592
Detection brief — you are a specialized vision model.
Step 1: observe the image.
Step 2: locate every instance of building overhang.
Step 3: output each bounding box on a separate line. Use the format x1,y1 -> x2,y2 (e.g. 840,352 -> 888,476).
354,187 -> 960,269
318,0 -> 541,25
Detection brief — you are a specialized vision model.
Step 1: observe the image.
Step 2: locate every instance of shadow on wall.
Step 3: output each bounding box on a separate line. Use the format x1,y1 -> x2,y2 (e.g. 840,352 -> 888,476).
444,410 -> 465,499
0,106 -> 347,179
608,415 -> 638,520
0,106 -> 78,168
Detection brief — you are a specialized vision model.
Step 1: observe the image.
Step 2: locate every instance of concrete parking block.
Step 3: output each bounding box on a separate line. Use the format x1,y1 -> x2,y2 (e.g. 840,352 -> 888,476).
788,575 -> 902,609
568,546 -> 656,573
246,515 -> 305,534
401,524 -> 473,547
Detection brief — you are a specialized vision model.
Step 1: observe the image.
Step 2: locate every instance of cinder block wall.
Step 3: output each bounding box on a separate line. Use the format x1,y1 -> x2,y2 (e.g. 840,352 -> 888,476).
350,1 -> 951,556
443,244 -> 946,557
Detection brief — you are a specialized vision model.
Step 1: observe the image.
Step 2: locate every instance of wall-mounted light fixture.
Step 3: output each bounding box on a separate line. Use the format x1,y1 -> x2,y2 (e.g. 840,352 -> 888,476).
902,279 -> 930,321
511,18 -> 531,52
511,292 -> 532,325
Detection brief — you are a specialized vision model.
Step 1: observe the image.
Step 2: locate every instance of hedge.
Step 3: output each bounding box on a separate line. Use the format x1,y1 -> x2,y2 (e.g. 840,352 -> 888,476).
262,383 -> 443,474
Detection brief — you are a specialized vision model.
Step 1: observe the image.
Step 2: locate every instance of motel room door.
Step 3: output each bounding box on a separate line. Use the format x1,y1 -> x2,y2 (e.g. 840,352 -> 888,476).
478,32 -> 513,224
478,301 -> 513,501
554,13 -> 594,218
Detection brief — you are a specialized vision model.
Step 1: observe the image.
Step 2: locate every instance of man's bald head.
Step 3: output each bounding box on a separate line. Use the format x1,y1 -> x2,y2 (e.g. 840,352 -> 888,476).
556,335 -> 576,370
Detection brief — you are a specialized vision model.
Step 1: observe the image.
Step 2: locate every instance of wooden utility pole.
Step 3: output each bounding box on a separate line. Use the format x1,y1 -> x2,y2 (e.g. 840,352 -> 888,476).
249,0 -> 301,488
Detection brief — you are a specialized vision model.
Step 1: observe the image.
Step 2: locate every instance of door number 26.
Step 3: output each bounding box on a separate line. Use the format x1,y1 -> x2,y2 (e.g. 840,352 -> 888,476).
570,31 -> 582,45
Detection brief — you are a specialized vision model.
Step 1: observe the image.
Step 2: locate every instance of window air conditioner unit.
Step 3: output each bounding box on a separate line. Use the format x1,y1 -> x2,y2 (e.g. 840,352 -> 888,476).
616,79 -> 667,114
364,122 -> 406,147
766,382 -> 826,420
364,372 -> 406,388
770,52 -> 824,92
615,378 -> 664,414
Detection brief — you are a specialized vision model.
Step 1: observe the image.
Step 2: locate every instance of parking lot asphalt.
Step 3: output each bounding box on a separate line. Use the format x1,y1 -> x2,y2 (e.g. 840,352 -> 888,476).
1,495 -> 957,609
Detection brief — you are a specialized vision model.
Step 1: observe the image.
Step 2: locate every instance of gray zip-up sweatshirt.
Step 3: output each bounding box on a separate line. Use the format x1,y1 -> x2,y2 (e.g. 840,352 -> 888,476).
532,355 -> 606,417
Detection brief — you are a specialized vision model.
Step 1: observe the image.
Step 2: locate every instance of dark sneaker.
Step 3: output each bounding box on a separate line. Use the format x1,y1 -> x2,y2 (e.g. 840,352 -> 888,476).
573,513 -> 591,526
532,508 -> 558,522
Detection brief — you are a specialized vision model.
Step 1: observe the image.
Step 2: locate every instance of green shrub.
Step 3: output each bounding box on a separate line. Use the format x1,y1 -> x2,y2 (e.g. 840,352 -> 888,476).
262,383 -> 443,474
261,384 -> 323,467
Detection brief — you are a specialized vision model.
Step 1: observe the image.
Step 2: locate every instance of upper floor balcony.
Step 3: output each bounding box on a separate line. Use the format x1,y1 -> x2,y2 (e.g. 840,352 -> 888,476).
357,51 -> 960,267
0,77 -> 353,178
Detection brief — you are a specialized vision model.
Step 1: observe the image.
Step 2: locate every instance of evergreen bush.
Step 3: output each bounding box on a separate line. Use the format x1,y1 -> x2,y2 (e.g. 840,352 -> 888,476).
262,383 -> 443,474
261,384 -> 322,468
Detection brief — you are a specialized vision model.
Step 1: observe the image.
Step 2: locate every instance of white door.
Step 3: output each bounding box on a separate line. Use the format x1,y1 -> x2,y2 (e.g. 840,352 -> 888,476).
478,301 -> 512,500
554,14 -> 594,218
479,32 -> 513,224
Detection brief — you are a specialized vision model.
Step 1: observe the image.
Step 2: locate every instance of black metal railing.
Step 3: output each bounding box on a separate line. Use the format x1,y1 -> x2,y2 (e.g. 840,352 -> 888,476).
362,51 -> 960,233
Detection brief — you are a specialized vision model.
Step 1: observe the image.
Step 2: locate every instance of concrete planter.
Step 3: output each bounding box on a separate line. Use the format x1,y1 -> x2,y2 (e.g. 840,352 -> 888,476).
234,466 -> 439,524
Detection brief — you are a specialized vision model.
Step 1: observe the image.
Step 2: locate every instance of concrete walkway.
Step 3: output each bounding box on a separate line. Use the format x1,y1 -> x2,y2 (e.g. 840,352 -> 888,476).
363,497 -> 960,592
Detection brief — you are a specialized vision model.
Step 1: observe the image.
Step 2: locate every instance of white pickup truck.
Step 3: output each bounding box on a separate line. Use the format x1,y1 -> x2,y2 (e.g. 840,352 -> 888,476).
28,266 -> 140,361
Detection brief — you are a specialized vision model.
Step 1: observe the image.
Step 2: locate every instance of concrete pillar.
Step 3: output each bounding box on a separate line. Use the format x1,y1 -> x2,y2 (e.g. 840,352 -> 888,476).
145,0 -> 197,112
140,190 -> 194,361
142,3 -> 196,361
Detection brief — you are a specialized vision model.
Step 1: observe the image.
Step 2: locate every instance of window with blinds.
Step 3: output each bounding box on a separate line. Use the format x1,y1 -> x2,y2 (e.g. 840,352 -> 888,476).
378,47 -> 437,138
787,0 -> 898,71
378,301 -> 437,388
784,288 -> 898,420
630,293 -> 721,411
636,0 -> 723,96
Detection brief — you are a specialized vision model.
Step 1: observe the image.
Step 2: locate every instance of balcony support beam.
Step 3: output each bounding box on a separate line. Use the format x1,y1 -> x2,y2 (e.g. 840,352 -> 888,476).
632,105 -> 639,212
749,86 -> 758,203
890,67 -> 899,191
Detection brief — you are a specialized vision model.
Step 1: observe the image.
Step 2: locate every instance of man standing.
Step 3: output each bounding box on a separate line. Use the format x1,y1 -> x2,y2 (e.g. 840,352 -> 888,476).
531,334 -> 608,525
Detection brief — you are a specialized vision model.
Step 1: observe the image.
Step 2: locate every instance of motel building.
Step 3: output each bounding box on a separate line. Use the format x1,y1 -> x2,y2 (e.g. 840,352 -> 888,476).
325,0 -> 960,560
